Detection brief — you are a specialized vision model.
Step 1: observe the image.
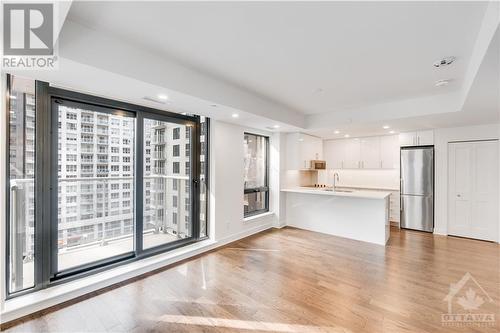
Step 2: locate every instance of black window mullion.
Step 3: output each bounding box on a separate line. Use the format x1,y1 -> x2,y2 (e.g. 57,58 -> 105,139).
135,112 -> 144,254
191,117 -> 201,239
35,80 -> 51,289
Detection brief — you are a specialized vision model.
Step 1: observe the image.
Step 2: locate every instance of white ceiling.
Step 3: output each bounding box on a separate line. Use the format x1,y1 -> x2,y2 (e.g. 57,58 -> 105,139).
67,1 -> 488,115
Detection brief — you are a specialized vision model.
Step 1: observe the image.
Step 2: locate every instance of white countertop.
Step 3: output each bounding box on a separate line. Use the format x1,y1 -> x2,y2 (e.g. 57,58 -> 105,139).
281,187 -> 391,199
336,185 -> 400,191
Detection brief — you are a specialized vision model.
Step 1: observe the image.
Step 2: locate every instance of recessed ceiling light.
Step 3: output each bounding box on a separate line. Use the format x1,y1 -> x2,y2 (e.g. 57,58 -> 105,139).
334,130 -> 340,134
181,112 -> 187,115
9,95 -> 17,100
389,130 -> 395,134
157,94 -> 168,100
433,56 -> 456,68
344,134 -> 350,138
231,113 -> 239,118
211,104 -> 218,107
435,79 -> 451,87
383,125 -> 390,129
273,125 -> 280,129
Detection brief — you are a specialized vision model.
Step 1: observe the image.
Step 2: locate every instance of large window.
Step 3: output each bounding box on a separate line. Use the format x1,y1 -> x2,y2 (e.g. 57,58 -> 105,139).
243,133 -> 269,217
7,76 -> 36,294
5,75 -> 210,297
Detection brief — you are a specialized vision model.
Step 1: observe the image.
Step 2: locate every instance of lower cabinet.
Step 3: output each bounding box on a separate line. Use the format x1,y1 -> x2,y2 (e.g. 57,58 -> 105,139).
388,191 -> 400,224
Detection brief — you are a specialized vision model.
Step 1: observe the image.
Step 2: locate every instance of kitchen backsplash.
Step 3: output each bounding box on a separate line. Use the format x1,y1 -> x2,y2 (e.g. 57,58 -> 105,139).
317,169 -> 400,189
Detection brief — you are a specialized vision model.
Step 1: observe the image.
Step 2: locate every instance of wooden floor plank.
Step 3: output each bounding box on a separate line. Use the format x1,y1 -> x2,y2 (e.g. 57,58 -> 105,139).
2,227 -> 499,332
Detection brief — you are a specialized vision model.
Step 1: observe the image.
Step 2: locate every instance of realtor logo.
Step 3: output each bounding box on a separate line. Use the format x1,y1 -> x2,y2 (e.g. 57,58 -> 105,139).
3,3 -> 53,55
442,272 -> 496,327
2,2 -> 57,69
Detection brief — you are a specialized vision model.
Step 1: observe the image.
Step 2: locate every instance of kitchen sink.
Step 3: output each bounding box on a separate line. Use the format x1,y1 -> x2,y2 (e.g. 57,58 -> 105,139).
323,188 -> 354,193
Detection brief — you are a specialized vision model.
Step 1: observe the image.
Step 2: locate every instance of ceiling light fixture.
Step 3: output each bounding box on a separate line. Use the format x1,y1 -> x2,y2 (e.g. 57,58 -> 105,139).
157,94 -> 168,100
231,113 -> 239,118
9,95 -> 17,100
211,104 -> 217,107
383,125 -> 390,129
344,134 -> 350,138
273,125 -> 280,129
389,130 -> 395,134
435,79 -> 451,87
433,56 -> 456,68
334,130 -> 340,134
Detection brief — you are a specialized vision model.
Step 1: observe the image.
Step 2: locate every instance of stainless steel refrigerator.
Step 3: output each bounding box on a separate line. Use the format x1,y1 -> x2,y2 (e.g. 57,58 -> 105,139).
400,147 -> 434,232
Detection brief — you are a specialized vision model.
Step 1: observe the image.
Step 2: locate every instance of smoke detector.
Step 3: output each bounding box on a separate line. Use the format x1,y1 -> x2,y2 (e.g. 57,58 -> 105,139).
433,56 -> 456,68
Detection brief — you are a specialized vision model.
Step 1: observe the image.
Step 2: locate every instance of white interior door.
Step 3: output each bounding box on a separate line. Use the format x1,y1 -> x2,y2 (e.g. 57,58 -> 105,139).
448,140 -> 499,241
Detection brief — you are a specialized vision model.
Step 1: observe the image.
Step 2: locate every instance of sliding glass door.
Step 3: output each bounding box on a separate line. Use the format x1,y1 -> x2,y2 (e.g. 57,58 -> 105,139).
53,99 -> 136,273
142,118 -> 194,249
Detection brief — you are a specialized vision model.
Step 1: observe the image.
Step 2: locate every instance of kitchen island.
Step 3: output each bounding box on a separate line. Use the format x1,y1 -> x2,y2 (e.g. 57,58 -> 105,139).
281,187 -> 391,245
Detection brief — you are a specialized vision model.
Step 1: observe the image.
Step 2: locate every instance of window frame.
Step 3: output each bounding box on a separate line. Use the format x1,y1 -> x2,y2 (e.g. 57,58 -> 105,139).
243,132 -> 270,218
4,76 -> 210,298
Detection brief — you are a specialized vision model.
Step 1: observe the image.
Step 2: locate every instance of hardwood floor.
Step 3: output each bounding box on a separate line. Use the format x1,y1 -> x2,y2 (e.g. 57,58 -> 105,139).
3,227 -> 500,332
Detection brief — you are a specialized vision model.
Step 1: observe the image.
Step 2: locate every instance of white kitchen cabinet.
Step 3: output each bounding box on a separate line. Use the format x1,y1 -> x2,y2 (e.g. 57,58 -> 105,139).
389,191 -> 400,223
399,130 -> 434,147
344,139 -> 361,169
286,133 -> 323,170
380,135 -> 400,169
324,139 -> 345,169
360,137 -> 381,169
323,134 -> 399,170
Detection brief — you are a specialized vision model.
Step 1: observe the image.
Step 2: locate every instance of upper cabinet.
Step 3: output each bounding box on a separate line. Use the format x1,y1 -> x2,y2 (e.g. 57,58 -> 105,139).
324,139 -> 345,169
380,135 -> 400,169
286,133 -> 323,170
399,130 -> 434,147
359,137 -> 381,169
323,135 -> 399,170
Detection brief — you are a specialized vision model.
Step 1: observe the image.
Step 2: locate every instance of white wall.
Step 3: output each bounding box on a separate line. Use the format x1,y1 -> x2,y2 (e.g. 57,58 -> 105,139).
211,121 -> 280,243
434,124 -> 499,235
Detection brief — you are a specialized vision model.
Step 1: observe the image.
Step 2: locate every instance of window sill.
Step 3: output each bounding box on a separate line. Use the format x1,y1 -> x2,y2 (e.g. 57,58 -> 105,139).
243,211 -> 274,222
1,238 -> 217,324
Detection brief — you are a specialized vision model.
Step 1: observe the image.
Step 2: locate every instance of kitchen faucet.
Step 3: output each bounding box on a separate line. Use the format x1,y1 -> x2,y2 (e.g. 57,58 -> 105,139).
333,172 -> 340,191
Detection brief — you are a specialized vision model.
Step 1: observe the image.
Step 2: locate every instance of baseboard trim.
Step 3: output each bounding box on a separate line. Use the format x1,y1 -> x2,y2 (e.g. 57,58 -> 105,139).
0,223 -> 274,329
